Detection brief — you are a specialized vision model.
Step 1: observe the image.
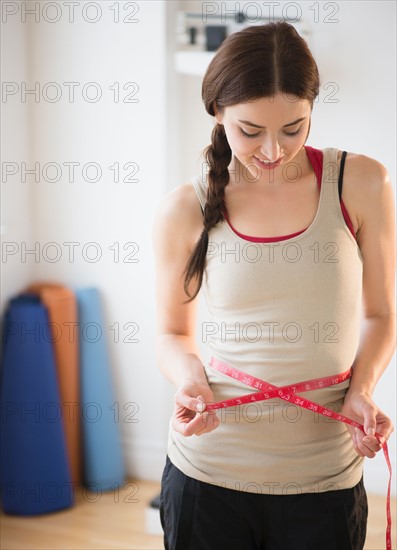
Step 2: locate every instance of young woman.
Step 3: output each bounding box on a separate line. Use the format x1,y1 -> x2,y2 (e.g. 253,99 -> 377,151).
153,22 -> 395,550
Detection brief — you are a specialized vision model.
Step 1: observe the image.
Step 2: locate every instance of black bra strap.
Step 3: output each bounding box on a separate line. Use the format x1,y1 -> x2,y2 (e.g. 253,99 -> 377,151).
338,151 -> 347,200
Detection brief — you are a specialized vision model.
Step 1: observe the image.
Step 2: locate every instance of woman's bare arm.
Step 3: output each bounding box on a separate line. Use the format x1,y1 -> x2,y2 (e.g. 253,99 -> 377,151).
341,154 -> 396,457
152,183 -> 220,436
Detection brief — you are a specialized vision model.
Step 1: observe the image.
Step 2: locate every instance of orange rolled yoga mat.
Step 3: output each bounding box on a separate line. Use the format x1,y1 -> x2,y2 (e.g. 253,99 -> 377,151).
25,282 -> 82,486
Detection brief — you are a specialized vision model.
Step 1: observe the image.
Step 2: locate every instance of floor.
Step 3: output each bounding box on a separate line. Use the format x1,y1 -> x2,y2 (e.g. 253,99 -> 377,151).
0,480 -> 395,549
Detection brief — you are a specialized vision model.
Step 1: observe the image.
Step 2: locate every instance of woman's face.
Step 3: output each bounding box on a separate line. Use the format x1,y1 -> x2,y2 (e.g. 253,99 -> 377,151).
214,93 -> 312,182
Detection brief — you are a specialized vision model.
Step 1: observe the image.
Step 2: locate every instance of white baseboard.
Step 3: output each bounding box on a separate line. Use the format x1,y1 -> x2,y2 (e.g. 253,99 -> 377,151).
145,506 -> 163,536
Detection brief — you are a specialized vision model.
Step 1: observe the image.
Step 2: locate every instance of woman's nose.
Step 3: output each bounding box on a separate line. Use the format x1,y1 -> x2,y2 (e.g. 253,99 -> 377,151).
259,140 -> 283,161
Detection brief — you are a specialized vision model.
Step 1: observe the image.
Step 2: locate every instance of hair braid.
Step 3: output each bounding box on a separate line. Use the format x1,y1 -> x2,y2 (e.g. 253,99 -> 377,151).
183,124 -> 231,302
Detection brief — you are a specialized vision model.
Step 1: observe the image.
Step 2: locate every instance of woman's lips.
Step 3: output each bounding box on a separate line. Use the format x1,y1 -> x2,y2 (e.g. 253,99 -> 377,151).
253,156 -> 284,169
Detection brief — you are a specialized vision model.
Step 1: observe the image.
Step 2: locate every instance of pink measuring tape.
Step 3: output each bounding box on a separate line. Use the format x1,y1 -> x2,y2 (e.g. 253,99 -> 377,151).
206,356 -> 393,550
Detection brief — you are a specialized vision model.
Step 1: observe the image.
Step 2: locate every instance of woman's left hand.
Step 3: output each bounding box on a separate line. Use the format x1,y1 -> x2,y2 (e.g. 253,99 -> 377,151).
340,391 -> 394,458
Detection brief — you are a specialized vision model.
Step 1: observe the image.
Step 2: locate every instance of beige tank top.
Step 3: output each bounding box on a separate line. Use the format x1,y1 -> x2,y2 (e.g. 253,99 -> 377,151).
167,147 -> 364,494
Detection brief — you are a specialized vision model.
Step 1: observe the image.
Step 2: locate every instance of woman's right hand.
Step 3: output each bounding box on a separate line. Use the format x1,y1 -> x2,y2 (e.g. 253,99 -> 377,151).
172,380 -> 220,437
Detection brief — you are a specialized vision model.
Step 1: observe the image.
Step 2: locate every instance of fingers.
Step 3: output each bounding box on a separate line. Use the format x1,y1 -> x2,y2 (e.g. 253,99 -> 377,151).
348,426 -> 379,458
354,427 -> 383,458
172,391 -> 220,437
362,403 -> 377,441
176,392 -> 207,414
377,414 -> 395,441
172,409 -> 219,437
193,411 -> 220,436
348,427 -> 365,457
343,396 -> 394,458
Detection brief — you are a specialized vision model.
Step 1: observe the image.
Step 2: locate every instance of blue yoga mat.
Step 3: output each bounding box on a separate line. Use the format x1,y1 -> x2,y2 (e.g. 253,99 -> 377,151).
74,287 -> 125,492
0,294 -> 74,515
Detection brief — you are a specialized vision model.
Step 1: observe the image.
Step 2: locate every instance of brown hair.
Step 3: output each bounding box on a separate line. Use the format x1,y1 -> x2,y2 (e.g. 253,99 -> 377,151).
183,21 -> 320,302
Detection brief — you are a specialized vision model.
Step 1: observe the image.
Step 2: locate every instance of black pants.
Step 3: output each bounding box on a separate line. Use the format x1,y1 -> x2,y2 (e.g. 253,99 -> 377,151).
159,456 -> 368,550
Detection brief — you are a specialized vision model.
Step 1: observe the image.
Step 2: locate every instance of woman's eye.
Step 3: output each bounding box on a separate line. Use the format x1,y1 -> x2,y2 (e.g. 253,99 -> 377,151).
240,127 -> 302,138
284,128 -> 302,137
240,128 -> 260,138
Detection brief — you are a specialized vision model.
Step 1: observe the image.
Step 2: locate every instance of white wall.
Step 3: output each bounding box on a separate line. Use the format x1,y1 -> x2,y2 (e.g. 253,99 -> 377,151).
1,0 -> 395,496
1,0 -> 171,480
1,14 -> 35,324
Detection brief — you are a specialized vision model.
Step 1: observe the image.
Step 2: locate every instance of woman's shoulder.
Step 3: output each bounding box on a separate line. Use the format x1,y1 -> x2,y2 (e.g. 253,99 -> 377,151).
338,149 -> 391,189
336,149 -> 393,235
157,181 -> 204,219
339,149 -> 392,205
153,182 -> 204,248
